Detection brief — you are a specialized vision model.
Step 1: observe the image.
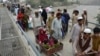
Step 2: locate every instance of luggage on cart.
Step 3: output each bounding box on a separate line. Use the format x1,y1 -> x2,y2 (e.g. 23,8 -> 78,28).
41,42 -> 63,56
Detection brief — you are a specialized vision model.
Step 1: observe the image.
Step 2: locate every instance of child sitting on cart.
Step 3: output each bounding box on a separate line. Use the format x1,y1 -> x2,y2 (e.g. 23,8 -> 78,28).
37,28 -> 48,44
36,27 -> 61,50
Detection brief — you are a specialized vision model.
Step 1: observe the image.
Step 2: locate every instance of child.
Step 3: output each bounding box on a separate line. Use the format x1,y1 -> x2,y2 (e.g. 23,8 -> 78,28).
38,28 -> 48,44
92,27 -> 100,56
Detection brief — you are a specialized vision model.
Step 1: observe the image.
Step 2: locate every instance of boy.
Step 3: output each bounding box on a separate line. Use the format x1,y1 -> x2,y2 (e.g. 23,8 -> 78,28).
92,27 -> 100,56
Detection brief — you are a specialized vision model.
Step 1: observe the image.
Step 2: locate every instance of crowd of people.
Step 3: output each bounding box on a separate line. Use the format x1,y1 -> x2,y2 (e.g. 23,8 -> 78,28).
6,4 -> 32,31
6,3 -> 100,56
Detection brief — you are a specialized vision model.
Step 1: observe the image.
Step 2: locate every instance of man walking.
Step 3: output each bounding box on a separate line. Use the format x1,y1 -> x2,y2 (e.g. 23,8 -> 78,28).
70,17 -> 84,43
51,13 -> 62,40
73,28 -> 92,56
62,9 -> 70,36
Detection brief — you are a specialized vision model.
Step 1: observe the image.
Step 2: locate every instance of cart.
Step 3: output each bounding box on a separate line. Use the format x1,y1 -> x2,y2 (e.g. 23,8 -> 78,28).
35,26 -> 63,56
40,42 -> 63,56
36,35 -> 63,56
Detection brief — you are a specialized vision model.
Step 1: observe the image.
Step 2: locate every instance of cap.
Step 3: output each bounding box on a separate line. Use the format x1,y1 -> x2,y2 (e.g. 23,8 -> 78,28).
77,17 -> 83,20
84,28 -> 92,33
27,4 -> 31,8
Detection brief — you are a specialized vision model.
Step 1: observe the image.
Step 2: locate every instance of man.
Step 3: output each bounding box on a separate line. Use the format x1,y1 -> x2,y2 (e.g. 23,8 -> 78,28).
62,9 -> 70,35
51,13 -> 62,40
19,6 -> 25,14
70,17 -> 84,43
33,12 -> 42,28
17,11 -> 24,30
14,6 -> 19,16
82,9 -> 88,26
25,4 -> 32,16
92,27 -> 100,56
73,28 -> 92,56
45,5 -> 53,13
47,12 -> 55,35
38,6 -> 43,13
72,10 -> 79,26
57,9 -> 62,13
41,9 -> 47,24
22,13 -> 29,31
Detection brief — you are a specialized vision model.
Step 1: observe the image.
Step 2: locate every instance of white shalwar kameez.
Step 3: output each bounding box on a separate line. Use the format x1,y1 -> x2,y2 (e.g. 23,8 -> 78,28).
33,16 -> 45,28
51,18 -> 62,39
71,23 -> 84,43
71,23 -> 84,55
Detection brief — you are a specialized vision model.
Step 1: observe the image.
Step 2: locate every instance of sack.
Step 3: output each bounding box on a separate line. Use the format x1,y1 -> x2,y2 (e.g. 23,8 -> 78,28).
28,16 -> 33,28
28,23 -> 33,28
28,16 -> 33,23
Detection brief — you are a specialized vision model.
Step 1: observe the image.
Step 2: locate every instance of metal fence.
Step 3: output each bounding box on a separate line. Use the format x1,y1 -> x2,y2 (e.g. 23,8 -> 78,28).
16,23 -> 41,56
0,16 -> 2,40
87,22 -> 100,30
0,7 -> 29,56
0,22 -> 29,56
0,37 -> 28,56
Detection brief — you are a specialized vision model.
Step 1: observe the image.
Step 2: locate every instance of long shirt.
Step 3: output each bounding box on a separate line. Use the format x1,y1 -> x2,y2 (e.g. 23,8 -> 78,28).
73,35 -> 92,54
33,16 -> 42,28
71,23 -> 84,42
51,18 -> 62,39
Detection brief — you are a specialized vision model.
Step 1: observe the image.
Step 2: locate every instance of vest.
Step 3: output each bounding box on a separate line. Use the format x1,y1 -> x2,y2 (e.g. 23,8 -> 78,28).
79,36 -> 91,52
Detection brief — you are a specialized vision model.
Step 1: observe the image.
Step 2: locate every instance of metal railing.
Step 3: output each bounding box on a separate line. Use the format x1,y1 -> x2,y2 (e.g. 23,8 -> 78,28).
16,23 -> 41,56
0,16 -> 2,40
12,13 -> 41,56
0,7 -> 29,56
7,8 -> 41,56
88,22 -> 100,27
